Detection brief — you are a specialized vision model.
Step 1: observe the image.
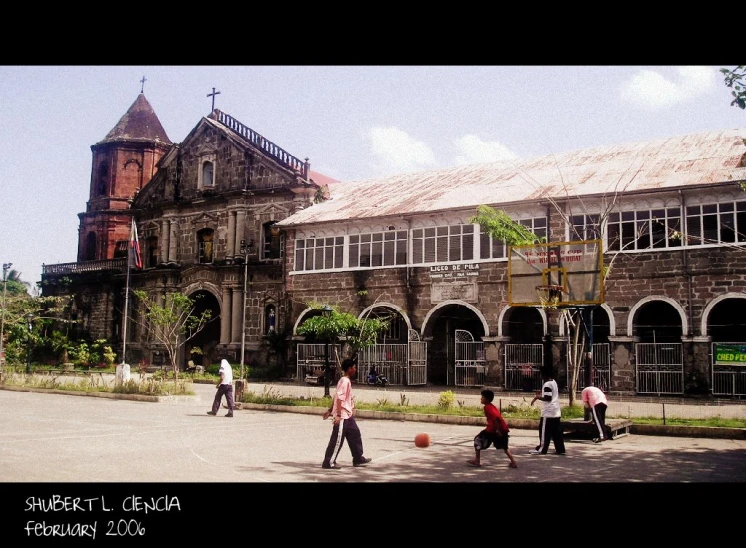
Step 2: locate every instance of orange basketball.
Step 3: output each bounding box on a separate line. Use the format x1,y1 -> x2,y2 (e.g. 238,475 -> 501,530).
414,433 -> 430,448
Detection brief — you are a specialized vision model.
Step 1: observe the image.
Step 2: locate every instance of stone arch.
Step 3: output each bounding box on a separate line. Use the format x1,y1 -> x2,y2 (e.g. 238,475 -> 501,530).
557,303 -> 616,337
627,295 -> 687,339
422,300 -> 489,338
359,302 -> 412,332
498,305 -> 548,337
701,292 -> 746,339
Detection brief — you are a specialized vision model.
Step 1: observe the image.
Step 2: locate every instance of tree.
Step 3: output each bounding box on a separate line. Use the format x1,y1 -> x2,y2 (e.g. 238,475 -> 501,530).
132,290 -> 213,379
471,206 -> 612,408
296,302 -> 389,397
0,291 -> 74,368
721,66 -> 746,110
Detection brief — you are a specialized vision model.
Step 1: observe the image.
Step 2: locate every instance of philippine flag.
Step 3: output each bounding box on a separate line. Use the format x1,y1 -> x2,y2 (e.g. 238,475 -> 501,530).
130,219 -> 143,269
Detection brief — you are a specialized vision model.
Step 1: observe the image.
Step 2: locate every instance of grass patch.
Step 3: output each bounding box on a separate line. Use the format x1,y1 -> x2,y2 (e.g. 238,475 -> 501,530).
0,371 -> 194,396
239,388 -> 746,428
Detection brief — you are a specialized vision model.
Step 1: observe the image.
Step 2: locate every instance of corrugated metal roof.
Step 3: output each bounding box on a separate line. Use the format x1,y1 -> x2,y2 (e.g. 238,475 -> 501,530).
277,129 -> 746,228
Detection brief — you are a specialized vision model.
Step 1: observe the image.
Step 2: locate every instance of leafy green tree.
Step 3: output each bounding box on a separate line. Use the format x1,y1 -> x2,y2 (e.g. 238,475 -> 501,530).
721,66 -> 746,110
297,302 -> 389,397
5,269 -> 32,296
1,291 -> 72,369
132,290 -> 213,379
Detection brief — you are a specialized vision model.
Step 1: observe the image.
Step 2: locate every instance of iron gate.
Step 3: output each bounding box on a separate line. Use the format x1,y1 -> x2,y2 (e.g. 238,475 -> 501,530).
453,329 -> 486,387
296,343 -> 343,381
573,343 -> 611,391
358,344 -> 408,384
711,341 -> 746,396
635,342 -> 683,394
407,329 -> 427,386
504,344 -> 543,391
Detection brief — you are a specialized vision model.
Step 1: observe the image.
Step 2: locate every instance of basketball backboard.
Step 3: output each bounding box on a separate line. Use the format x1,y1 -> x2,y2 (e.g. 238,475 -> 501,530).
508,239 -> 604,307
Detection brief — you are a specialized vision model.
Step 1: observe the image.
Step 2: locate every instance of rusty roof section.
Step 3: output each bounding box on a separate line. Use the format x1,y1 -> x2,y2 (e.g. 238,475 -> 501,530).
277,129 -> 746,228
98,93 -> 171,145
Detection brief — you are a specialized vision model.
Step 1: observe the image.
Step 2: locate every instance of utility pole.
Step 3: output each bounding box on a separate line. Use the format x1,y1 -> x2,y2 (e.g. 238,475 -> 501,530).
239,239 -> 253,381
0,263 -> 11,370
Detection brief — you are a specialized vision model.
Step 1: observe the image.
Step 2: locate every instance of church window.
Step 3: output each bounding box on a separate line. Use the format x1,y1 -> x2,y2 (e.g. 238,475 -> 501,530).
85,232 -> 97,261
146,236 -> 158,268
113,240 -> 128,259
265,305 -> 276,334
97,164 -> 109,196
198,229 -> 214,263
263,222 -> 283,259
198,157 -> 216,189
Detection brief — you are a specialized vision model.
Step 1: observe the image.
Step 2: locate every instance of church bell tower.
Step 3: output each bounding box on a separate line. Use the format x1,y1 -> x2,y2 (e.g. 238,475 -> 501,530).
77,92 -> 172,262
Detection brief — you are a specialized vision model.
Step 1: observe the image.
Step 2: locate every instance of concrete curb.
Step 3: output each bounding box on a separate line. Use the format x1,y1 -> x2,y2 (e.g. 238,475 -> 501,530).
0,385 -> 201,404
239,402 -> 746,439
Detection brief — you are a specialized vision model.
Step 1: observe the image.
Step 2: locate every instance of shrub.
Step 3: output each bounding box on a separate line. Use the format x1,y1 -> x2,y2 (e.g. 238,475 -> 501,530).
437,390 -> 455,410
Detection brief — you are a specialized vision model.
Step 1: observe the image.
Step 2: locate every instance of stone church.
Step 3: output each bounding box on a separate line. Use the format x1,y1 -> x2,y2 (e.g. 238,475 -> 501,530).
42,92 -> 327,371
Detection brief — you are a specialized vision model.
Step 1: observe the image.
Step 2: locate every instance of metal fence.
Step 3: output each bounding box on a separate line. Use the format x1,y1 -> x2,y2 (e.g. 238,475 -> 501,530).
575,343 -> 611,391
454,330 -> 486,387
504,344 -> 543,392
296,344 -> 343,381
407,341 -> 427,386
635,343 -> 684,395
358,344 -> 409,385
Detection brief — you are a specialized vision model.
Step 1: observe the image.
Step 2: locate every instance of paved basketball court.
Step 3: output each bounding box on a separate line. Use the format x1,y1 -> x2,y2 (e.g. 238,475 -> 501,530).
4,385 -> 742,543
2,385 -> 745,483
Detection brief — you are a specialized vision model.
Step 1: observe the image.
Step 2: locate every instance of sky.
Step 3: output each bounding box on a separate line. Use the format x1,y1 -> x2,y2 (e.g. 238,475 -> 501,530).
0,65 -> 743,291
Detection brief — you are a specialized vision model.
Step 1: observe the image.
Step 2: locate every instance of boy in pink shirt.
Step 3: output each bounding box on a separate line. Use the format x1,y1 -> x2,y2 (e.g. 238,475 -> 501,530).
581,385 -> 609,442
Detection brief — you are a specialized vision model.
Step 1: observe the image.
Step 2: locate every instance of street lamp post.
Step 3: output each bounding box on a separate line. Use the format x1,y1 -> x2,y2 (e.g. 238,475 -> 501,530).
321,304 -> 333,398
25,313 -> 34,375
0,262 -> 11,370
239,239 -> 254,382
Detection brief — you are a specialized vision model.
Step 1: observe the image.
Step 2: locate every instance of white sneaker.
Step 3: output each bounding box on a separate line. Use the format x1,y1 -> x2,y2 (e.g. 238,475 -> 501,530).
528,449 -> 543,455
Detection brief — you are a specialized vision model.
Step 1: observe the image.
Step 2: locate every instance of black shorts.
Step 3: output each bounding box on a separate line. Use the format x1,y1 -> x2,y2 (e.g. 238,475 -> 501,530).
474,429 -> 509,450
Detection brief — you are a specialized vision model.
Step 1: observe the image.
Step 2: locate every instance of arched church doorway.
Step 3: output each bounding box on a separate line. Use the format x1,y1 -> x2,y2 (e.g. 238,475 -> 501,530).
184,290 -> 221,368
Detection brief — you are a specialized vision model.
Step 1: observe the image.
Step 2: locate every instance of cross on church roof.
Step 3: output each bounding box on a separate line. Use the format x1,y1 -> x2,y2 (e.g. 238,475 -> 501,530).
140,76 -> 147,94
207,87 -> 221,112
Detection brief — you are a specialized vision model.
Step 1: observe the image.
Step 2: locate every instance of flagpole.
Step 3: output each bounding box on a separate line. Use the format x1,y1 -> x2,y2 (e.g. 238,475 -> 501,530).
121,218 -> 135,365
121,253 -> 131,365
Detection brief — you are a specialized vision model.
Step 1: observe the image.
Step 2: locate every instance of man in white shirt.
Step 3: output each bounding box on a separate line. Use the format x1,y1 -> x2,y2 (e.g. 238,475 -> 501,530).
528,366 -> 566,455
207,359 -> 234,417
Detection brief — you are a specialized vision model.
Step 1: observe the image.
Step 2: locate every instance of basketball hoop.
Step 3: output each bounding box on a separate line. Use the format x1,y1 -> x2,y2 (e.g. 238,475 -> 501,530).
536,284 -> 565,309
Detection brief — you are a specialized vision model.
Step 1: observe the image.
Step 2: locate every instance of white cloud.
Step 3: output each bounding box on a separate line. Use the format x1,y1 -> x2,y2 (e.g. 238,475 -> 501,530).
620,66 -> 717,109
367,126 -> 437,174
452,134 -> 518,165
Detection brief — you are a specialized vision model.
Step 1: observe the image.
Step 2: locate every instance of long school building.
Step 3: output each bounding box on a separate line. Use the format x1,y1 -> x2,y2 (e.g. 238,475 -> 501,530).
277,129 -> 746,397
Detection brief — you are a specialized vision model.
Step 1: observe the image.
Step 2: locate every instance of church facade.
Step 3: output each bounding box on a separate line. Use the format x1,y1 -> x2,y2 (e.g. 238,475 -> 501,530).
42,93 -> 322,371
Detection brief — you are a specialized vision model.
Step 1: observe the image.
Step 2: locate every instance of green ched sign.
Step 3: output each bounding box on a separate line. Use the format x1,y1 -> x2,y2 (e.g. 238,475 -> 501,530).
714,344 -> 746,366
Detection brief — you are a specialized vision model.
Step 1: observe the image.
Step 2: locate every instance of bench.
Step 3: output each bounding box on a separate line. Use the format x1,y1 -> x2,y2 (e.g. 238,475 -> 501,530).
560,418 -> 633,440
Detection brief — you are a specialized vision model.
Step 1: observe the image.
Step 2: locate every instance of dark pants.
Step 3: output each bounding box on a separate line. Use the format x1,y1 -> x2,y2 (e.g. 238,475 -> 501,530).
211,384 -> 234,414
538,416 -> 566,454
590,403 -> 608,439
322,416 -> 365,466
